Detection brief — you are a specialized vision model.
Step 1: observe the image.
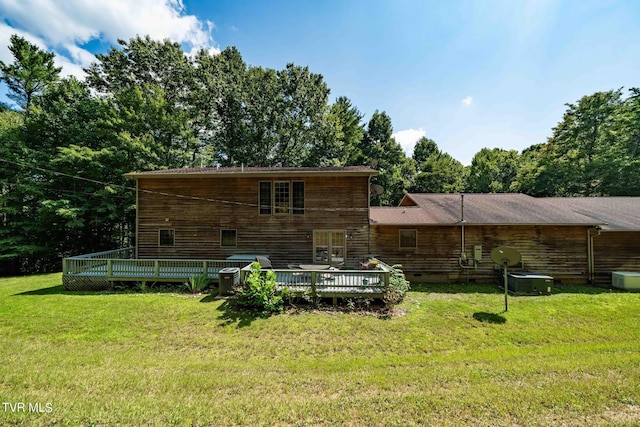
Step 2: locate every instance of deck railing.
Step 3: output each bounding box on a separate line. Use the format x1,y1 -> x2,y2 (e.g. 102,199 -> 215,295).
62,250 -> 394,298
62,249 -> 250,281
69,247 -> 135,260
240,262 -> 391,298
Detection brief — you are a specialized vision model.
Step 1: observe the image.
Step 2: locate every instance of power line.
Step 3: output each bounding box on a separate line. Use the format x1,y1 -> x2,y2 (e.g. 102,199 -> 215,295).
0,158 -> 372,212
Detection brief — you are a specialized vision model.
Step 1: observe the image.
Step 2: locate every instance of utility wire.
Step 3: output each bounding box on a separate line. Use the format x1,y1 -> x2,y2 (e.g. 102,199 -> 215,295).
0,158 -> 372,212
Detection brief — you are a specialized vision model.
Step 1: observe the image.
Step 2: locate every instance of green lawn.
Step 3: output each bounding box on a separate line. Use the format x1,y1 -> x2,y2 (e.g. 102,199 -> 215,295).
1,274 -> 640,426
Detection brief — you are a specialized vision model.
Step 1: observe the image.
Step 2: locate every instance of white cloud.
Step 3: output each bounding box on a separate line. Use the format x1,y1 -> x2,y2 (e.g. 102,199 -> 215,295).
0,0 -> 218,76
461,96 -> 473,106
392,128 -> 426,156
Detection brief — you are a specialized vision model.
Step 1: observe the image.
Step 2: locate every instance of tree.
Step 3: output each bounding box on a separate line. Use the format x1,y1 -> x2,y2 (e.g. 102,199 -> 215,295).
85,36 -> 197,168
511,144 -> 546,195
612,88 -> 640,195
527,90 -> 626,196
196,46 -> 248,166
0,108 -> 32,275
22,77 -> 135,258
357,111 -> 415,205
308,96 -> 364,166
467,147 -> 520,193
412,137 -> 439,165
0,34 -> 61,112
273,63 -> 331,166
411,137 -> 466,193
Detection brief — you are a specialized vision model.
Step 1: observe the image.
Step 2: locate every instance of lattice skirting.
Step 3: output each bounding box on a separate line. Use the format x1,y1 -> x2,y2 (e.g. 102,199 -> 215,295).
63,275 -> 112,291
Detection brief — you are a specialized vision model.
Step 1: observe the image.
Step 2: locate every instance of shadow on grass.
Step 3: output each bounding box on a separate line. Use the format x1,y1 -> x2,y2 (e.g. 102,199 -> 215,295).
215,300 -> 262,328
13,285 -> 65,295
410,282 -> 625,296
473,312 -> 507,324
13,285 -> 112,296
199,290 -> 219,303
410,283 -> 503,295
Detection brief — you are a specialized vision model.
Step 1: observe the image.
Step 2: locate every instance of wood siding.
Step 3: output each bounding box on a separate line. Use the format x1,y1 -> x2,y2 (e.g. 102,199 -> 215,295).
136,175 -> 371,267
593,231 -> 640,284
371,225 -> 590,283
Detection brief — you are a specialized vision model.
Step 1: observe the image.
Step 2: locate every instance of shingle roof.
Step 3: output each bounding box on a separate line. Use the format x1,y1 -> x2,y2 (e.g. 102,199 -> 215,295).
370,193 -> 604,226
540,197 -> 640,231
125,166 -> 378,178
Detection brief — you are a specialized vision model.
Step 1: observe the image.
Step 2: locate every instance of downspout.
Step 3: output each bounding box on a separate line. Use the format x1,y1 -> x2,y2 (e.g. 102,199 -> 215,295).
367,174 -> 372,257
135,178 -> 139,259
587,226 -> 599,284
460,194 -> 465,259
458,194 -> 474,269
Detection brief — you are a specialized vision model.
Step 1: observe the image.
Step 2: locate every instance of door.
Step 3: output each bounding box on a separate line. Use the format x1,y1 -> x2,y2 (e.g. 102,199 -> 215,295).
313,230 -> 346,267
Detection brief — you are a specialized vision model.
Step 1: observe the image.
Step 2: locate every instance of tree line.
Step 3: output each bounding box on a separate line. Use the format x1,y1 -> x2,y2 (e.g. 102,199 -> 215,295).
1,34 -> 638,275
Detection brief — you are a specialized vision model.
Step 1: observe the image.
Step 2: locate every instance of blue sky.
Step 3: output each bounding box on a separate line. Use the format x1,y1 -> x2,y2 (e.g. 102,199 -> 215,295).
1,0 -> 639,164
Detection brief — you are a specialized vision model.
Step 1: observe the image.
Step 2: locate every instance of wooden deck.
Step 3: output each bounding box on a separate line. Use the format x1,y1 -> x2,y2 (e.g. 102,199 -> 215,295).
241,267 -> 390,299
62,248 -> 391,299
62,248 -> 250,290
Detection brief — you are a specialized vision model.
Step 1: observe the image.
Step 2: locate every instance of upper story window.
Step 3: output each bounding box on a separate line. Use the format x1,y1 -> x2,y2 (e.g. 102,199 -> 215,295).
292,182 -> 304,214
259,181 -> 304,215
274,181 -> 290,214
259,182 -> 272,215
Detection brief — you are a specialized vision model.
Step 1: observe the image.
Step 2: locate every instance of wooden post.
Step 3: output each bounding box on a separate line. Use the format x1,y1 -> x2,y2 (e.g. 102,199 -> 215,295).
203,261 -> 208,278
154,260 -> 160,278
107,260 -> 113,278
62,258 -> 68,275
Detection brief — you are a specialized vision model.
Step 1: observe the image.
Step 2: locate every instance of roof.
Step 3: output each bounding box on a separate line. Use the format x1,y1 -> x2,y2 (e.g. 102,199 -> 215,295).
371,193 -> 604,226
125,166 -> 378,179
540,197 -> 640,231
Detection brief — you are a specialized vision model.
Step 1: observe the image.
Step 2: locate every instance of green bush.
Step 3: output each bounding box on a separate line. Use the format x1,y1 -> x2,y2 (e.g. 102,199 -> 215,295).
383,264 -> 411,306
235,262 -> 287,313
184,274 -> 210,294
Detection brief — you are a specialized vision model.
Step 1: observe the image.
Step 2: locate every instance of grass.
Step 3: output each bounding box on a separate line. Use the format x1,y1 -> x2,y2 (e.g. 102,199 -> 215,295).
1,274 -> 640,426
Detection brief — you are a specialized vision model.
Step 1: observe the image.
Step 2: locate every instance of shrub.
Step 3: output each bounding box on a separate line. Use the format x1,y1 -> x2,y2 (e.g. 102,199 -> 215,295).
185,274 -> 210,294
383,264 -> 411,306
235,262 -> 287,313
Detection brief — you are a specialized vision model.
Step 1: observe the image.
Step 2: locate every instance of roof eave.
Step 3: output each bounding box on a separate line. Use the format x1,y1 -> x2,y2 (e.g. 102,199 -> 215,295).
370,222 -> 605,227
124,170 -> 379,179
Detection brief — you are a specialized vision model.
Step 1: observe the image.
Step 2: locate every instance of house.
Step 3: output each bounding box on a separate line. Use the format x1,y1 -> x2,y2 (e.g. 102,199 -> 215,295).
369,193 -> 606,284
63,166 -> 640,290
540,197 -> 640,284
124,166 -> 378,268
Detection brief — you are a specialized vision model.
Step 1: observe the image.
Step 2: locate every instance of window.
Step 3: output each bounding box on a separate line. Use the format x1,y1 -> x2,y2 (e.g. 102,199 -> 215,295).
259,181 -> 272,215
399,229 -> 417,249
259,180 -> 305,216
221,229 -> 237,247
159,229 -> 175,247
313,230 -> 346,266
292,181 -> 304,215
274,181 -> 290,214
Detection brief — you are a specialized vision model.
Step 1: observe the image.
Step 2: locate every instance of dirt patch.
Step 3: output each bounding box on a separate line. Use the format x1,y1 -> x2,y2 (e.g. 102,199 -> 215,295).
284,302 -> 407,319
